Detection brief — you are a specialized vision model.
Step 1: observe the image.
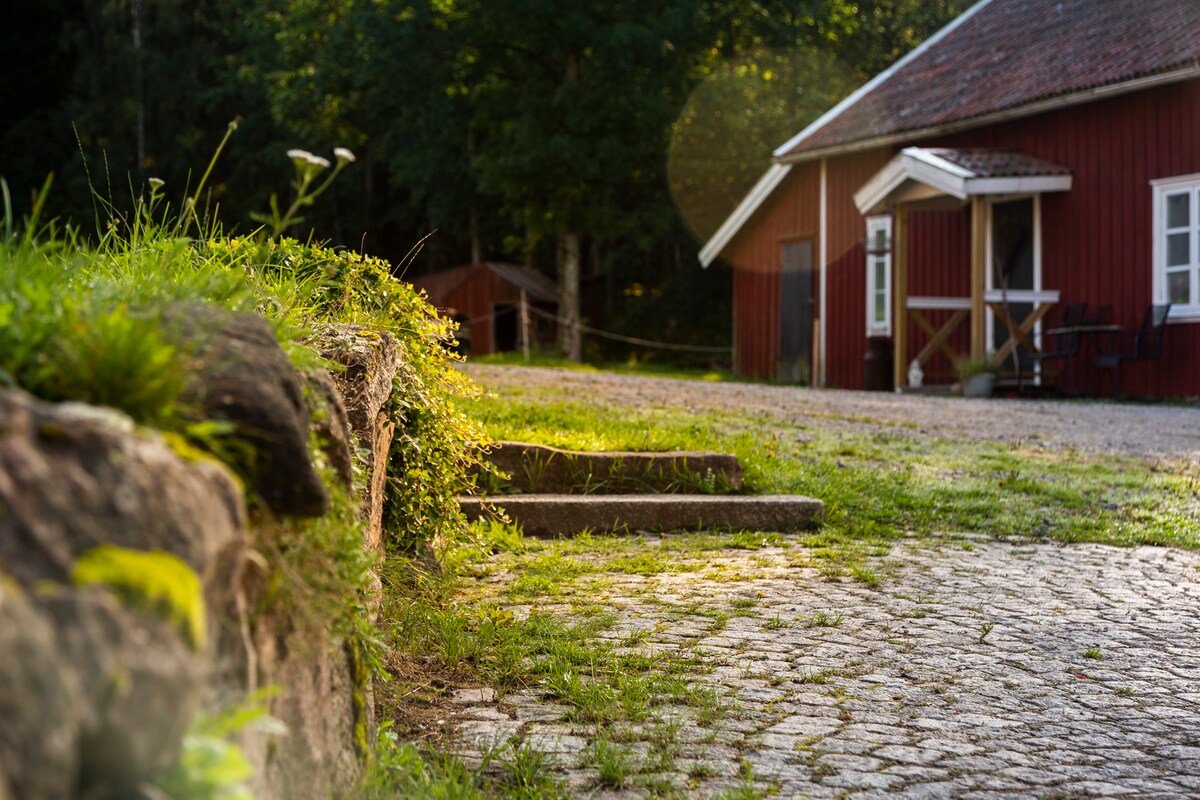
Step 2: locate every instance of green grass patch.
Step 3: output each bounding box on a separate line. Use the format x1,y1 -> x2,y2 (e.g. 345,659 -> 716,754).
461,385 -> 1200,551
473,351 -> 737,383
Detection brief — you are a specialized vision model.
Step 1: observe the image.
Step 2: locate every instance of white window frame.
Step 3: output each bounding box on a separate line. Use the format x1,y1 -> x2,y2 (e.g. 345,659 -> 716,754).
865,215 -> 892,336
1152,173 -> 1200,322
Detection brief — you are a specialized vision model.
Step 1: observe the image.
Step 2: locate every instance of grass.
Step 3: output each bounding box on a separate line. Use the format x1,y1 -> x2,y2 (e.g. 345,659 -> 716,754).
369,362 -> 1200,793
472,351 -> 737,383
588,739 -> 637,788
459,381 -> 1200,552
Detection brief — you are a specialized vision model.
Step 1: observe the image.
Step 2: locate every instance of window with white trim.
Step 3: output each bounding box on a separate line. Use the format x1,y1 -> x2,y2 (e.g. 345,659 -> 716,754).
1153,174 -> 1200,319
865,215 -> 892,335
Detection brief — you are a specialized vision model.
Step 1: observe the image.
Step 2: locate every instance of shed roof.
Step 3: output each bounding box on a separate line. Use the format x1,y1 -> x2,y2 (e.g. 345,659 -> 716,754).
411,263 -> 558,308
485,263 -> 559,303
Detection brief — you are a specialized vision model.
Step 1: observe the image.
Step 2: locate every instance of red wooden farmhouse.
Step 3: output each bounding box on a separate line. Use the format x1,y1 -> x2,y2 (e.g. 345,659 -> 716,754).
700,0 -> 1200,397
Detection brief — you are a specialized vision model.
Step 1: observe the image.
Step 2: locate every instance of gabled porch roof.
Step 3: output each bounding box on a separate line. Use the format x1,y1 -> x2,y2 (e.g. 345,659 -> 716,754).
854,148 -> 1073,216
861,147 -> 1073,388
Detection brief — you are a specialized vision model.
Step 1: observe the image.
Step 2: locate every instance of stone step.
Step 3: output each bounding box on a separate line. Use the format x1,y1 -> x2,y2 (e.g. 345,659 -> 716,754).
460,493 -> 823,537
481,441 -> 742,494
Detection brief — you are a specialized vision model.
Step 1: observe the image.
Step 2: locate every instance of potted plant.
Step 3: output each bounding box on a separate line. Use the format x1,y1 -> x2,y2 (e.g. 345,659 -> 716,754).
955,357 -> 1000,398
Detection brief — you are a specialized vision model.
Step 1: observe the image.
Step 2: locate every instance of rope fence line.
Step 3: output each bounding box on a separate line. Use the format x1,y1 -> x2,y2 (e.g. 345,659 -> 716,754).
526,305 -> 732,354
457,302 -> 731,354
461,305 -> 515,326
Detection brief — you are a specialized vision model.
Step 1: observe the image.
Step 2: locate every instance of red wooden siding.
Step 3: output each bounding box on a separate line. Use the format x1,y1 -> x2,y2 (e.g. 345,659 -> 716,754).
731,269 -> 781,378
727,76 -> 1200,396
910,78 -> 1200,396
905,209 -> 973,383
725,164 -> 822,380
822,149 -> 891,389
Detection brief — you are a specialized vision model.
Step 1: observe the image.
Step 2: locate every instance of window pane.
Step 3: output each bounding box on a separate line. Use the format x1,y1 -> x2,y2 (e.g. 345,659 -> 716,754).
1167,192 -> 1190,229
1168,232 -> 1191,267
1168,270 -> 1190,305
874,260 -> 887,288
874,291 -> 886,323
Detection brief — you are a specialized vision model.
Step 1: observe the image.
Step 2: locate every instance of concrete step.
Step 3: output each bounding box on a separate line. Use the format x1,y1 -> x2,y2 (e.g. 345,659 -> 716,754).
460,493 -> 823,537
481,441 -> 743,494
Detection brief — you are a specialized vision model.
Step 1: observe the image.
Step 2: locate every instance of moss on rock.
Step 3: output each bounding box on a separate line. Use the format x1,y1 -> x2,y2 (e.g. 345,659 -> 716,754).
71,545 -> 207,651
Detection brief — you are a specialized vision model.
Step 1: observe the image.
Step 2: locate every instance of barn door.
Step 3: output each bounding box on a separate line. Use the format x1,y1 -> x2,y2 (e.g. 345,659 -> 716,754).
779,239 -> 815,384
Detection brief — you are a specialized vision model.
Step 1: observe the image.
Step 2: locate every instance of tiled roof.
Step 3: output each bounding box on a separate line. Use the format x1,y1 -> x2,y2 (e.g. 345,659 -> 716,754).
779,0 -> 1200,160
924,148 -> 1071,178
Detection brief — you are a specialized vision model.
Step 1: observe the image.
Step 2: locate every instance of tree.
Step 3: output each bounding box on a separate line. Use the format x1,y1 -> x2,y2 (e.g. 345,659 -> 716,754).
465,0 -> 709,359
669,0 -> 971,244
1,0 -> 972,362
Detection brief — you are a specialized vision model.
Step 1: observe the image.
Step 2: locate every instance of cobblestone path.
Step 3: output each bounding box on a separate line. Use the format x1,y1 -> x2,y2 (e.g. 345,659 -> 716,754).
449,535 -> 1200,798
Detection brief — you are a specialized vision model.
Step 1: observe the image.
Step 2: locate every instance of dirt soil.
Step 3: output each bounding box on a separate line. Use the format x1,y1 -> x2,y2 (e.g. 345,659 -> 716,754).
463,364 -> 1200,462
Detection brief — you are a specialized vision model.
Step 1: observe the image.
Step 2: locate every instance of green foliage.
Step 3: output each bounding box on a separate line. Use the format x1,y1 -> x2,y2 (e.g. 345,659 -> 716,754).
71,545 -> 207,650
218,237 -> 495,556
352,729 -> 487,800
159,732 -> 255,800
3,0 -> 973,367
155,693 -> 283,800
669,47 -> 859,243
0,240 -> 190,425
955,356 -> 1001,379
257,478 -> 379,645
3,172 -> 489,562
252,146 -> 358,240
590,739 -> 636,788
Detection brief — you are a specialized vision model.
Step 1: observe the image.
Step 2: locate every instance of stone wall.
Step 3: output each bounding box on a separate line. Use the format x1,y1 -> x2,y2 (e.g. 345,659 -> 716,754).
0,310 -> 398,800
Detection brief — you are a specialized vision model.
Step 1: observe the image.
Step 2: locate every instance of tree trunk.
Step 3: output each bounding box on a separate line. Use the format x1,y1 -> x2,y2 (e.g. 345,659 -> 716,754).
558,231 -> 581,362
468,126 -> 482,264
469,204 -> 481,264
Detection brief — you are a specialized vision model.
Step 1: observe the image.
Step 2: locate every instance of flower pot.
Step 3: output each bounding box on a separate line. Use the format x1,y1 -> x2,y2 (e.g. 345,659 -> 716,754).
962,372 -> 996,398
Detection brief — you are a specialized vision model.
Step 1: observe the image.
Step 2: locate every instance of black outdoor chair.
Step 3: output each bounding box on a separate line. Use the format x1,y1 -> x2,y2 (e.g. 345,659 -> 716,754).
1092,304 -> 1171,398
1019,302 -> 1088,386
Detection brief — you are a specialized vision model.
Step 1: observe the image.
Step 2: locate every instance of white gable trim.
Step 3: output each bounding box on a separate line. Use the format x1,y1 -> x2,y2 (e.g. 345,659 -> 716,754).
854,148 -> 1073,215
772,0 -> 995,159
699,163 -> 792,267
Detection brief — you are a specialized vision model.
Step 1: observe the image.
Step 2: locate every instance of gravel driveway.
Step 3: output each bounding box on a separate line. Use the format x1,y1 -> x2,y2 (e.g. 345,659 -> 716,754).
464,365 -> 1200,462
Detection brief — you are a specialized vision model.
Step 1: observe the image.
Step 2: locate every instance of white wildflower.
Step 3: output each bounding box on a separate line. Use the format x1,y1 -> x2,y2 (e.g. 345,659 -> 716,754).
286,148 -> 314,163
147,177 -> 165,190
333,147 -> 357,164
304,153 -> 331,169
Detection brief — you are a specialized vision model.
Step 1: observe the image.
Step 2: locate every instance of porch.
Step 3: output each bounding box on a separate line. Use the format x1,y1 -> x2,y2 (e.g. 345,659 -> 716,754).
854,148 -> 1073,389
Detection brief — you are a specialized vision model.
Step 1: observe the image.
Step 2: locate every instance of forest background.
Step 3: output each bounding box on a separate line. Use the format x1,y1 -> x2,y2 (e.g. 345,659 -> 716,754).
1,0 -> 967,363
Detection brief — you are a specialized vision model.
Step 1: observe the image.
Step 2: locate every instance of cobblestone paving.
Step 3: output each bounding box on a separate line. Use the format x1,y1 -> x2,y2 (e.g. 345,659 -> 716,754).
449,535 -> 1200,798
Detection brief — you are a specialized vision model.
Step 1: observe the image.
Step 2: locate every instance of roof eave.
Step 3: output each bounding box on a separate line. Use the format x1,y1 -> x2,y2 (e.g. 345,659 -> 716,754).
698,163 -> 793,267
854,149 -> 1075,215
965,175 -> 1073,195
778,62 -> 1200,167
854,151 -> 969,215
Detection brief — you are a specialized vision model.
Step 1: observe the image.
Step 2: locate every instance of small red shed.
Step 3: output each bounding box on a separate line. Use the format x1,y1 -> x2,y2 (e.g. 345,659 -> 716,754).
410,262 -> 558,356
702,0 -> 1200,397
